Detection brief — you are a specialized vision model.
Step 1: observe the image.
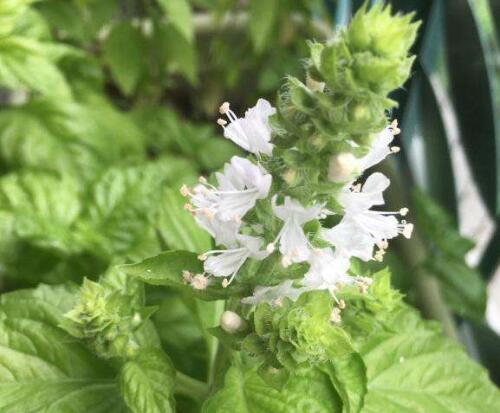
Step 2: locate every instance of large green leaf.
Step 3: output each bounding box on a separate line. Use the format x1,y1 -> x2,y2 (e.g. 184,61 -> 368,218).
119,349 -> 176,413
0,171 -> 82,254
0,97 -> 144,182
0,284 -> 126,413
360,329 -> 500,413
202,363 -> 342,413
83,157 -> 196,260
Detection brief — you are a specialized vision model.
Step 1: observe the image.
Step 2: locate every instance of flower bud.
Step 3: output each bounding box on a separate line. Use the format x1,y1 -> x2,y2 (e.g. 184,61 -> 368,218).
328,153 -> 359,183
220,311 -> 245,334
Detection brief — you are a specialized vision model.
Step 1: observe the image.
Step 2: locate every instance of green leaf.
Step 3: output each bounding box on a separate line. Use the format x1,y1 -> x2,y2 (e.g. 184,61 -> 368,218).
121,250 -> 245,300
424,255 -> 487,322
321,354 -> 366,413
83,159 -> 191,260
158,188 -> 211,253
160,22 -> 198,84
119,349 -> 176,413
249,0 -> 279,52
0,284 -> 126,413
102,22 -> 148,95
360,329 -> 500,413
0,36 -> 71,97
202,363 -> 342,413
158,0 -> 194,44
412,189 -> 474,259
0,171 -> 83,254
0,97 -> 144,182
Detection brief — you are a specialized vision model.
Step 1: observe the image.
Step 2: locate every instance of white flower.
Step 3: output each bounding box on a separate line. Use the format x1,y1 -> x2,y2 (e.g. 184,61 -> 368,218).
241,280 -> 305,305
358,121 -> 400,172
202,234 -> 268,284
218,99 -> 276,156
214,156 -> 272,221
186,156 -> 271,239
322,172 -> 413,261
271,196 -> 324,266
301,249 -> 355,292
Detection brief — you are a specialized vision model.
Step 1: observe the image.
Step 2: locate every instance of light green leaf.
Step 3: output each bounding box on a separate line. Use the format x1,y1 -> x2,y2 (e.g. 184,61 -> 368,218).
203,363 -> 342,413
0,284 -> 126,413
360,330 -> 500,413
249,0 -> 279,52
158,0 -> 194,44
0,171 -> 83,254
0,97 -> 144,182
158,188 -> 211,253
0,36 -> 71,96
102,22 -> 148,95
120,349 -> 176,413
84,157 -> 194,260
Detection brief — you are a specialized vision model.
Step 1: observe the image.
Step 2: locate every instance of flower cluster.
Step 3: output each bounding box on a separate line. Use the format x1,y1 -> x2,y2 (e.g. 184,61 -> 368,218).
181,98 -> 412,310
181,5 -> 419,321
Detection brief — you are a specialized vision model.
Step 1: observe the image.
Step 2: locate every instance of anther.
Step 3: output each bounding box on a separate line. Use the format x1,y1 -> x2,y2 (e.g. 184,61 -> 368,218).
217,118 -> 227,126
391,146 -> 401,153
400,207 -> 409,216
219,102 -> 230,114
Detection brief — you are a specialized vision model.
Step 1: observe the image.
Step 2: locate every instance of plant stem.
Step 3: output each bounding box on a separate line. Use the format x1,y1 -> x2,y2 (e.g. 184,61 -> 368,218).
381,161 -> 459,340
176,371 -> 210,402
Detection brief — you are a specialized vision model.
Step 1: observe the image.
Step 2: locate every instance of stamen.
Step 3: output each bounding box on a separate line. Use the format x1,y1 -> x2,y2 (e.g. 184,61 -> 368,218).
390,119 -> 401,135
400,207 -> 409,216
198,254 -> 207,261
217,118 -> 227,126
184,203 -> 194,212
222,279 -> 229,288
338,299 -> 346,309
180,184 -> 191,197
391,146 -> 401,153
199,176 -> 207,184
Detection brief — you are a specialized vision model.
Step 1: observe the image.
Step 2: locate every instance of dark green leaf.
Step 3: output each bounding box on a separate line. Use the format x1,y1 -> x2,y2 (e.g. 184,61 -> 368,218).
158,0 -> 194,44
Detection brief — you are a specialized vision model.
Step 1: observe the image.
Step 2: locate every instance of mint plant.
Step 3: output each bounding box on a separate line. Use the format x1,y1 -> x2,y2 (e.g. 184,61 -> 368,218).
0,3 -> 498,413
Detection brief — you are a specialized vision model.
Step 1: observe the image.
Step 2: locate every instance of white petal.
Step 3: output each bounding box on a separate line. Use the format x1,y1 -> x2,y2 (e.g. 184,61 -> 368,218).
358,127 -> 393,171
204,249 -> 249,277
322,219 -> 374,261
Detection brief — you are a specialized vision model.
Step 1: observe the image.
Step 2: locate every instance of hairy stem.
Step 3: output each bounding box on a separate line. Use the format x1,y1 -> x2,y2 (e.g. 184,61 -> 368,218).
175,371 -> 210,402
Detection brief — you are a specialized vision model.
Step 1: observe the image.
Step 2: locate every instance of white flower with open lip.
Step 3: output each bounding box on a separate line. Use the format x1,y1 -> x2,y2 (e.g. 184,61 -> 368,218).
202,234 -> 268,285
217,99 -> 276,156
185,156 -> 271,227
322,172 -> 413,261
358,120 -> 401,172
270,196 -> 324,267
301,248 -> 355,292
